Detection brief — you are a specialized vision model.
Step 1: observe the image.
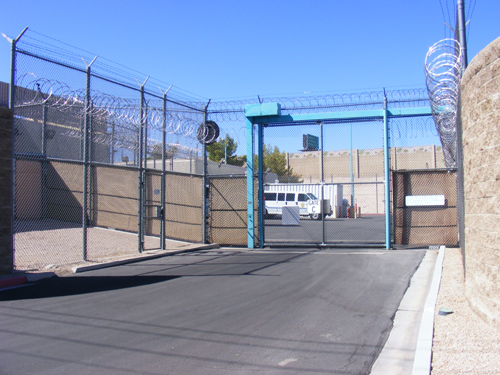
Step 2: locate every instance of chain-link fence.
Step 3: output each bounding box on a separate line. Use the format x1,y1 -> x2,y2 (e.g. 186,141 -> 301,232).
260,120 -> 387,245
9,31 -> 211,270
392,169 -> 458,247
208,176 -> 258,246
5,29 -> 463,270
389,115 -> 458,248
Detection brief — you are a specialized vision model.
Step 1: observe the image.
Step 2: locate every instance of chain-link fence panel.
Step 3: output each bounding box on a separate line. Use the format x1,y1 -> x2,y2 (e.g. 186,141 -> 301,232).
261,119 -> 387,245
85,165 -> 143,261
164,173 -> 203,243
389,116 -> 445,170
389,116 -> 457,247
393,170 -> 458,247
10,36 -> 209,269
13,159 -> 84,269
208,176 -> 258,246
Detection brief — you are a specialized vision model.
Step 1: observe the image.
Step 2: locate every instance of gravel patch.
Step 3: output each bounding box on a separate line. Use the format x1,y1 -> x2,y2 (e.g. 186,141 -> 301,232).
431,247 -> 500,374
12,219 -> 199,275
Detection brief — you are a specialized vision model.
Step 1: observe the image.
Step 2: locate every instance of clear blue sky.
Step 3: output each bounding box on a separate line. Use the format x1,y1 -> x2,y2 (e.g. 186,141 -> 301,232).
1,0 -> 499,153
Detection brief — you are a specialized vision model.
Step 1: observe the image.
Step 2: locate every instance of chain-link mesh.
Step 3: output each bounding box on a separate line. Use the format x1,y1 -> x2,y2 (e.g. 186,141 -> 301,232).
10,36 -> 208,270
392,170 -> 458,247
13,159 -> 84,268
208,176 -> 258,246
8,29 -> 458,269
389,115 -> 457,247
164,173 -> 203,243
261,120 -> 386,245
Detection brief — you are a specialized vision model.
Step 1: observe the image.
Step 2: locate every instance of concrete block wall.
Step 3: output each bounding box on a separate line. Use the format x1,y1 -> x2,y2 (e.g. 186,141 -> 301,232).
288,145 -> 446,182
0,107 -> 13,274
461,36 -> 500,330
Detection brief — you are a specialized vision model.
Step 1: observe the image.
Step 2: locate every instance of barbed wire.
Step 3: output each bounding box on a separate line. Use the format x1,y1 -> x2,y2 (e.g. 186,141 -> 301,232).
16,75 -> 203,132
205,88 -> 430,122
15,29 -> 207,104
14,74 -> 439,155
16,74 -> 432,126
424,38 -> 462,168
14,75 -> 204,155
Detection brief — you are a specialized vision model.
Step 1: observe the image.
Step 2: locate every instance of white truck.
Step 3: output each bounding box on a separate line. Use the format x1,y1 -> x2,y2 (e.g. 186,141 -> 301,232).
264,191 -> 332,220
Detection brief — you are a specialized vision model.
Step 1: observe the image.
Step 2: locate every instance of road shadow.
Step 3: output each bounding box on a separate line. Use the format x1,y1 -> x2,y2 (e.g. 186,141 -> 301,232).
0,275 -> 179,301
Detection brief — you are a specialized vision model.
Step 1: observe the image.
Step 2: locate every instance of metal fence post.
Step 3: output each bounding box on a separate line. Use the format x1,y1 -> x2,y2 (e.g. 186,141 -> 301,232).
82,56 -> 97,261
160,85 -> 172,250
257,123 -> 264,247
138,77 -> 149,253
383,94 -> 391,250
246,117 -> 255,248
41,101 -> 47,218
202,101 -> 211,244
5,27 -> 28,241
110,121 -> 115,164
320,121 -> 326,246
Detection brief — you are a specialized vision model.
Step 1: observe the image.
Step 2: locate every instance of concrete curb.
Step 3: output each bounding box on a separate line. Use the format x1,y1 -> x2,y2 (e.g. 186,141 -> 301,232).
72,243 -> 220,273
0,276 -> 27,290
0,244 -> 219,290
370,249 -> 440,374
0,272 -> 57,290
412,245 -> 446,375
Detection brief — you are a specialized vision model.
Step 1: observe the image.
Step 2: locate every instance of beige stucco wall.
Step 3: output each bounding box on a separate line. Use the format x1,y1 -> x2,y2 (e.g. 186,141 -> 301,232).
461,36 -> 500,330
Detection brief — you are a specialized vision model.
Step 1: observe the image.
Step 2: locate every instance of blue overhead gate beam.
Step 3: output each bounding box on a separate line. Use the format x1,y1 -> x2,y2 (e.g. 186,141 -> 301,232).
245,103 -> 432,249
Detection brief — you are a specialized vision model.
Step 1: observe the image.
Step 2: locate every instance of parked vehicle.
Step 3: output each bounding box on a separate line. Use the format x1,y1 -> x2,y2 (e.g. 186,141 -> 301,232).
264,191 -> 332,220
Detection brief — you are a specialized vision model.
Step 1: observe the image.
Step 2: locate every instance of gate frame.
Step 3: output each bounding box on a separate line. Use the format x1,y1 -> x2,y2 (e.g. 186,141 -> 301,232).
244,102 -> 432,249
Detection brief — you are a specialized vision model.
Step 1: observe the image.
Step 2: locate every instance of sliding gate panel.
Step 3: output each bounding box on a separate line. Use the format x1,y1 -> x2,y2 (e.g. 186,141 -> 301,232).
262,120 -> 386,246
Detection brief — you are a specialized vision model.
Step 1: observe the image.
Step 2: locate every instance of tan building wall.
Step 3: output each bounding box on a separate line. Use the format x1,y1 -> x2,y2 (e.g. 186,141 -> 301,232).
461,36 -> 500,330
286,145 -> 447,215
288,145 -> 446,182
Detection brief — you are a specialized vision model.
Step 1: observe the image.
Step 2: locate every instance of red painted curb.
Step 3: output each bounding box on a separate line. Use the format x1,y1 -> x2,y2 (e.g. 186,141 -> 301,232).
0,276 -> 27,290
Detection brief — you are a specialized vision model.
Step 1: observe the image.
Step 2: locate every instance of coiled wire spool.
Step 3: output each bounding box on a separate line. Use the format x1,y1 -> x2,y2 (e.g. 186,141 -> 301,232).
196,120 -> 220,145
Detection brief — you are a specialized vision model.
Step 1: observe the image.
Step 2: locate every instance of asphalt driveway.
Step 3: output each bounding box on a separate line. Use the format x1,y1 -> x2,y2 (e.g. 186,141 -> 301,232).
0,248 -> 426,375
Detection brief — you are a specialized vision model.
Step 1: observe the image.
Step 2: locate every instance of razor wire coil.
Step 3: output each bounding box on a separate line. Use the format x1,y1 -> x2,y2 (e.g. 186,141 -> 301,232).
424,38 -> 462,168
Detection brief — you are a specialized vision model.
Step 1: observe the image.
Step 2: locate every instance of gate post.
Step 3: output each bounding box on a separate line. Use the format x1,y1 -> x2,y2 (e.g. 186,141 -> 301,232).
246,117 -> 255,248
257,123 -> 264,248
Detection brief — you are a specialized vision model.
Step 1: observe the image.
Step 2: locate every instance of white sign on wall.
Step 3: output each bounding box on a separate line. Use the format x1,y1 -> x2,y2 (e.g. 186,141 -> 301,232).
405,195 -> 445,206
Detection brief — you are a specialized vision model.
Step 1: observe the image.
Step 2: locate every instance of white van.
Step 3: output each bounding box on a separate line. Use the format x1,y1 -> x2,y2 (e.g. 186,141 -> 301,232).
264,191 -> 332,220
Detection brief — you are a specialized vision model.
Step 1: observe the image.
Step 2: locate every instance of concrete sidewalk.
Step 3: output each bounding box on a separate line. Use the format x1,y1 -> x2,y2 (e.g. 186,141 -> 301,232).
371,247 -> 443,375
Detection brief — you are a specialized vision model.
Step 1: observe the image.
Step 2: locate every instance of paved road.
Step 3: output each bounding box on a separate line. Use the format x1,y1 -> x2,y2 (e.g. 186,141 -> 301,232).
0,248 -> 425,375
264,215 -> 386,244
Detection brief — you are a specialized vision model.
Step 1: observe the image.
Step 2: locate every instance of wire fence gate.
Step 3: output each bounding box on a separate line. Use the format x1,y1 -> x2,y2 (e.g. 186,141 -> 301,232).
261,120 -> 387,247
243,101 -> 458,249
